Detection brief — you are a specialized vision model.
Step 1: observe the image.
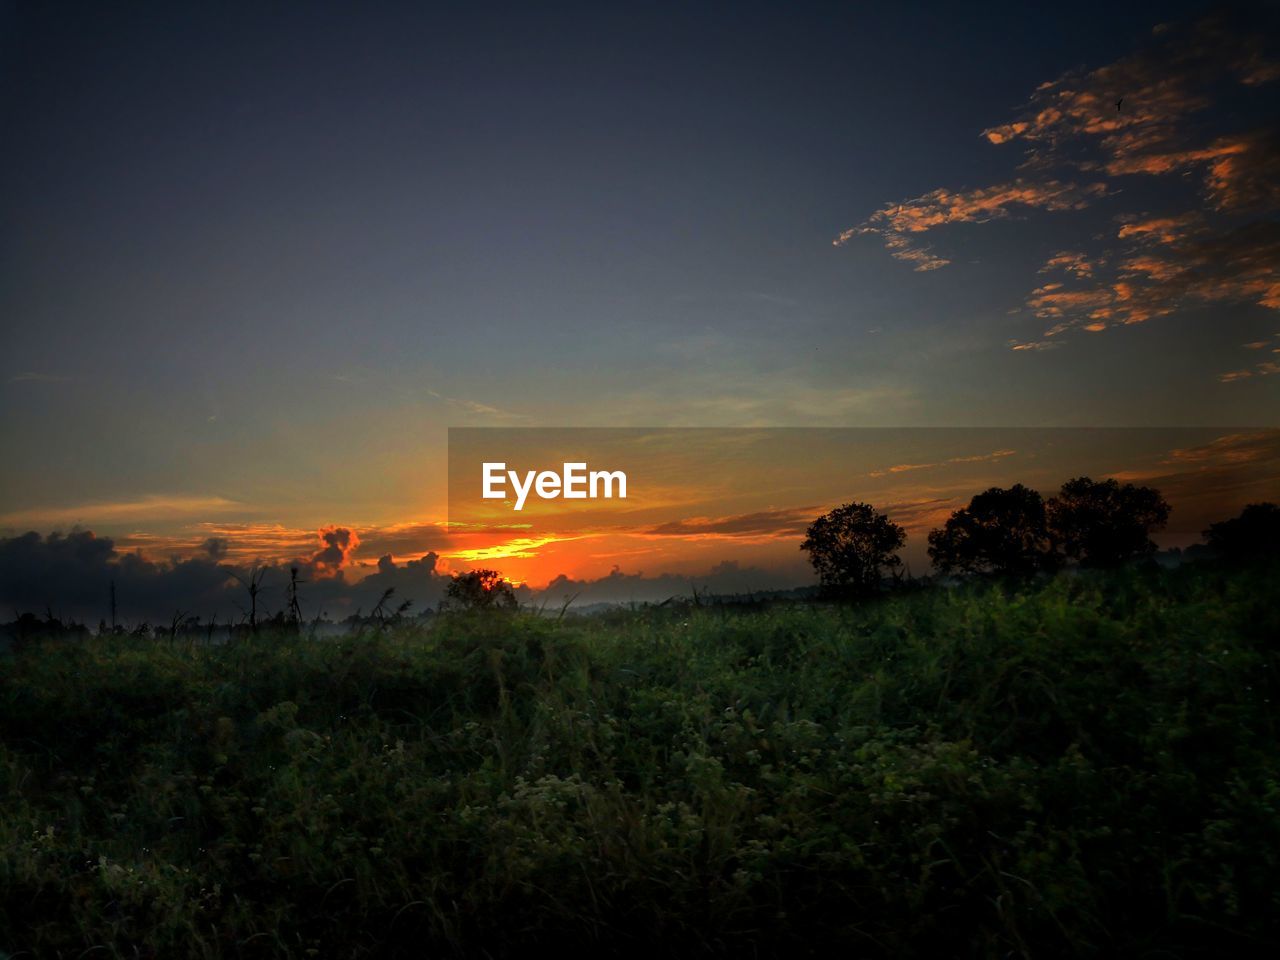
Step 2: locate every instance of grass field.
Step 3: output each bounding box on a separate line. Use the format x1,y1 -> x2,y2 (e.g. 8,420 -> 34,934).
2,562 -> 1278,957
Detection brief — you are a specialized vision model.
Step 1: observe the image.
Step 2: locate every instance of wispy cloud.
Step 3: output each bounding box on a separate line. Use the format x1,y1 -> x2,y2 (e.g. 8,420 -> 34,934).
877,496 -> 962,532
1218,332 -> 1280,382
1218,362 -> 1280,383
867,448 -> 1017,479
1007,339 -> 1062,352
645,506 -> 819,540
9,371 -> 70,383
1101,431 -> 1280,536
1041,250 -> 1096,278
1164,432 -> 1275,466
834,8 -> 1280,367
982,13 -> 1277,199
448,534 -> 584,563
0,495 -> 242,528
1028,220 -> 1280,335
612,380 -> 913,427
836,180 -> 1107,271
425,389 -> 530,424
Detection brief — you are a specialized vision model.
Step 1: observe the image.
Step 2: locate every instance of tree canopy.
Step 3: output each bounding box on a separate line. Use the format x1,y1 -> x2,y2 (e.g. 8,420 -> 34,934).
443,569 -> 518,612
800,502 -> 905,598
1204,502 -> 1280,561
1047,477 -> 1171,567
927,484 -> 1056,576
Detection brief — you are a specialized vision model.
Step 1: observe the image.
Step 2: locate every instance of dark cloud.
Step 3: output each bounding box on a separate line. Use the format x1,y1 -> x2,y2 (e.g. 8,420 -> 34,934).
0,530 -> 235,623
311,526 -> 360,576
329,551 -> 450,619
0,529 -> 813,623
0,530 -> 447,625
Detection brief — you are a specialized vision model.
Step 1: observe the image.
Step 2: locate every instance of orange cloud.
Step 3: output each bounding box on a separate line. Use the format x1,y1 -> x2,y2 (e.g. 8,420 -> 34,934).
838,180 -> 1107,269
645,506 -> 818,540
1020,221 -> 1280,341
1024,284 -> 1115,321
1201,130 -> 1280,212
312,526 -> 360,576
1008,339 -> 1061,352
0,495 -> 243,529
879,497 -> 962,532
1103,136 -> 1246,178
867,449 -> 1017,478
1101,431 -> 1280,539
833,7 -> 1278,371
981,13 -> 1277,209
193,523 -> 317,558
1041,250 -> 1095,278
447,534 -> 587,564
1116,213 -> 1200,245
1165,433 -> 1271,465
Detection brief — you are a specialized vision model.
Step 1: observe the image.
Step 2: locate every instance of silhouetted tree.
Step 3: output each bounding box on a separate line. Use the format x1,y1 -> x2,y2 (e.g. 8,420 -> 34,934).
800,502 -> 905,598
231,567 -> 268,634
443,569 -> 518,612
1204,502 -> 1280,561
1047,477 -> 1170,567
928,483 -> 1056,576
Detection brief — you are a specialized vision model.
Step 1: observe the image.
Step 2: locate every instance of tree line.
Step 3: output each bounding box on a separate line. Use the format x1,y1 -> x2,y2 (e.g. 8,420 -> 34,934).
800,477 -> 1279,598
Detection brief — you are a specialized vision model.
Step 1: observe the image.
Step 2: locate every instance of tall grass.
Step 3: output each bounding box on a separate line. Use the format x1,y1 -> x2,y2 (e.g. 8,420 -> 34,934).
2,562 -> 1278,956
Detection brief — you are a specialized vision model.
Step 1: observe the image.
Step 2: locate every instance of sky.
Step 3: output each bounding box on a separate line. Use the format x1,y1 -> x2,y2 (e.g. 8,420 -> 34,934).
1,1 -> 1278,618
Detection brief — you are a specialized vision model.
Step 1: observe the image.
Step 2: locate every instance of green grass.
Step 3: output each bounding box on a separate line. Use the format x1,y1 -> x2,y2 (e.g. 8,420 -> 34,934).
2,562 -> 1278,957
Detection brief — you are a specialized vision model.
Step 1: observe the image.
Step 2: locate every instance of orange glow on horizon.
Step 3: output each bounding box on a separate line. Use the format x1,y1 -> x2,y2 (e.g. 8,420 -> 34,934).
66,429 -> 1280,591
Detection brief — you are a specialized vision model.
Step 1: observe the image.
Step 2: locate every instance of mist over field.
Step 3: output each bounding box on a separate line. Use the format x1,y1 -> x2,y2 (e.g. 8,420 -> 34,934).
0,527 -> 804,625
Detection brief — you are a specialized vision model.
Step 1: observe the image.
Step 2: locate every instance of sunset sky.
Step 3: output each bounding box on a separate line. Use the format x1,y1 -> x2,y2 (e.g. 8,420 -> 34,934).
2,2 -> 1277,616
